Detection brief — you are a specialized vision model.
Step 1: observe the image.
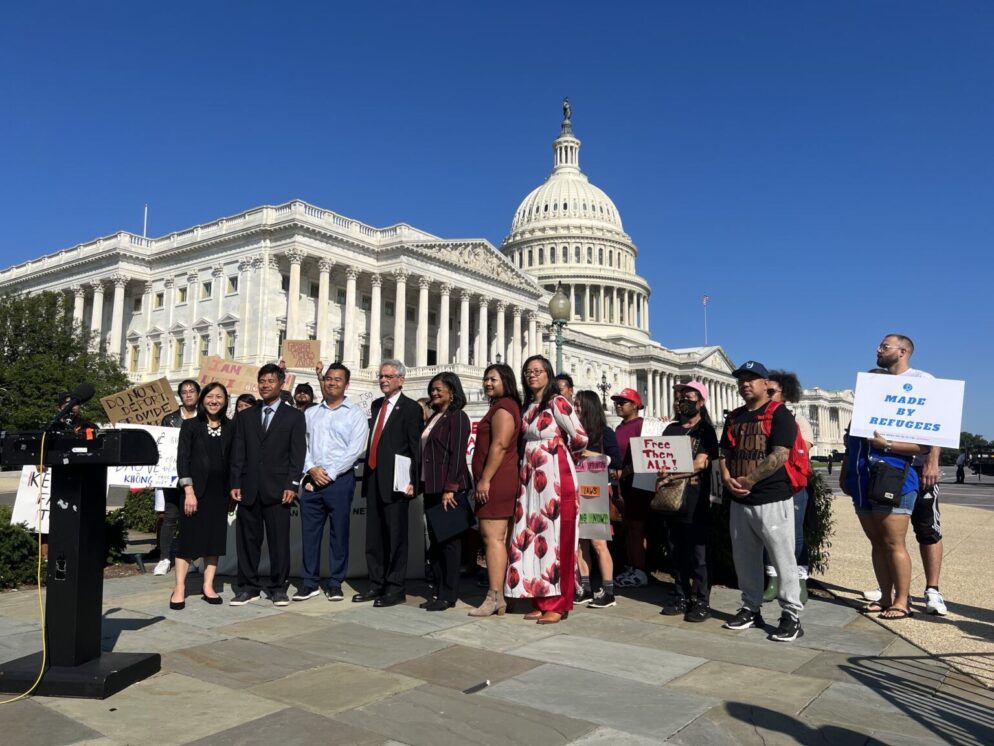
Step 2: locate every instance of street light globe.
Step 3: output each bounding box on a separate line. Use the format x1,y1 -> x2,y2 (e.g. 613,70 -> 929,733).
549,283 -> 571,323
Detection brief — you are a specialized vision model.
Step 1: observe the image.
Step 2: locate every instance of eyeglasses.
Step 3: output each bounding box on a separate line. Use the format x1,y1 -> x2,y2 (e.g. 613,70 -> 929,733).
613,400 -> 633,406
523,369 -> 546,378
378,373 -> 400,379
877,344 -> 906,352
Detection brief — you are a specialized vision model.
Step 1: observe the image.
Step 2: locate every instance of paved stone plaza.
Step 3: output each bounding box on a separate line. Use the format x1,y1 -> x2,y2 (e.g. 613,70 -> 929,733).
1,569 -> 992,745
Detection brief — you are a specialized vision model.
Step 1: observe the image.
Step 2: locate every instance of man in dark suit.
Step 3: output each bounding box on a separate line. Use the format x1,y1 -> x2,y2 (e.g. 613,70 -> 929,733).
353,359 -> 422,607
229,363 -> 306,606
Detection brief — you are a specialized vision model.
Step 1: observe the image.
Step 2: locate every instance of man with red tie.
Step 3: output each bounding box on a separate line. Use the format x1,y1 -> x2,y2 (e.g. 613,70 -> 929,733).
353,359 -> 423,607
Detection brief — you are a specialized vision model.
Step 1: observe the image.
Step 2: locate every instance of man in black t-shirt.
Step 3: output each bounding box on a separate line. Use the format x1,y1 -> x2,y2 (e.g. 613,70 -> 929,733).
719,361 -> 804,642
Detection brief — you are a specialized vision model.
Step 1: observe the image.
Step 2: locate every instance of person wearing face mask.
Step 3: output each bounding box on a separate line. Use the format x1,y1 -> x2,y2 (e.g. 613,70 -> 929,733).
656,381 -> 719,622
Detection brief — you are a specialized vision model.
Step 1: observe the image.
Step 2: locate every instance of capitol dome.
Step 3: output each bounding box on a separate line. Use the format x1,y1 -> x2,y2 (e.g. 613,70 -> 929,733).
501,102 -> 651,344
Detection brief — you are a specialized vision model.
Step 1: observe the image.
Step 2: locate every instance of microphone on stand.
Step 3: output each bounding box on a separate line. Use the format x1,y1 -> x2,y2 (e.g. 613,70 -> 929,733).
47,383 -> 96,432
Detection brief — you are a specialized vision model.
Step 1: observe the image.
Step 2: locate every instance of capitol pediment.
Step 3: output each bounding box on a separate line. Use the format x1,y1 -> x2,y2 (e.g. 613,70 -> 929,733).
408,241 -> 540,294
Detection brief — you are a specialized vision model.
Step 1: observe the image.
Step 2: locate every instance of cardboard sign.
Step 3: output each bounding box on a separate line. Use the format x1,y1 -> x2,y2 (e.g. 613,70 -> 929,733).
850,373 -> 965,449
630,435 -> 694,491
107,425 -> 179,489
281,339 -> 321,370
640,417 -> 668,437
577,455 -> 611,541
100,377 -> 178,425
197,356 -> 295,397
11,466 -> 51,533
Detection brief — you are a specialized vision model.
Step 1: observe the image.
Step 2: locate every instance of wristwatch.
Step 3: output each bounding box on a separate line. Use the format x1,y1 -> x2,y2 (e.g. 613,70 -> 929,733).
883,440 -> 893,453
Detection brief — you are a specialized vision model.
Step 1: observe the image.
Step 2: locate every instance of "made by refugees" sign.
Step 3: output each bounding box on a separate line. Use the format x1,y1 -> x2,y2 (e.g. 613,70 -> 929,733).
849,373 -> 965,449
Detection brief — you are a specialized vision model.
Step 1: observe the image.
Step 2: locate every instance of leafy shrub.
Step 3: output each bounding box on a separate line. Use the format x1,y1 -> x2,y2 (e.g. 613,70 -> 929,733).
122,488 -> 158,533
104,509 -> 128,564
0,505 -> 44,589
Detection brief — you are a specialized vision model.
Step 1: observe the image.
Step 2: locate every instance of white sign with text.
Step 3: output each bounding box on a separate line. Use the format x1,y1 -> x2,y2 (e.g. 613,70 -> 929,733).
11,466 -> 51,533
630,435 -> 694,491
849,373 -> 965,449
106,424 -> 179,489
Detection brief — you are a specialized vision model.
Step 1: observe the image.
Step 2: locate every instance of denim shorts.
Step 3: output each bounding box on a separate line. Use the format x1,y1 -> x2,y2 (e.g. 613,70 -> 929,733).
852,489 -> 918,516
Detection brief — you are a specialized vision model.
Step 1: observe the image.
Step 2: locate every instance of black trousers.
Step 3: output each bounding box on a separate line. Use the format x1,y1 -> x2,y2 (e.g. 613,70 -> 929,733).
364,477 -> 409,596
158,488 -> 181,559
235,497 -> 291,594
424,492 -> 462,603
669,519 -> 710,603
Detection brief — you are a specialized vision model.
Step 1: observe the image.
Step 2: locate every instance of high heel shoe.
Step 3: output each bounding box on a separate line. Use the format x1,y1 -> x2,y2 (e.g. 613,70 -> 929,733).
523,610 -> 543,621
169,594 -> 185,610
468,590 -> 507,617
536,611 -> 568,625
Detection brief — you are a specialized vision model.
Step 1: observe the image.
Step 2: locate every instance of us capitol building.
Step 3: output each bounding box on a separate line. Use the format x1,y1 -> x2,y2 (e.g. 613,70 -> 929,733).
0,105 -> 852,454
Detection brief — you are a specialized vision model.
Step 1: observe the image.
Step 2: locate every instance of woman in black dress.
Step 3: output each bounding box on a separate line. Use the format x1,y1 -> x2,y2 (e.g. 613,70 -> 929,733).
170,382 -> 233,609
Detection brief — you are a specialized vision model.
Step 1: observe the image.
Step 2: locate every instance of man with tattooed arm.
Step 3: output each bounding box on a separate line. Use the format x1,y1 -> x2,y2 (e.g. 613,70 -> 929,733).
719,361 -> 805,642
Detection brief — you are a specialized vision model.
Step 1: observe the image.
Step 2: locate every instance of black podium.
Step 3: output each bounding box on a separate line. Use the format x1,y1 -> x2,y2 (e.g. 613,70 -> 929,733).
0,429 -> 162,698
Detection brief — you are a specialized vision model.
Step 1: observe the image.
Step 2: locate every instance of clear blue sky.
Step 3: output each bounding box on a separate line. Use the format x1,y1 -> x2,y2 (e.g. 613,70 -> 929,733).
2,2 -> 991,437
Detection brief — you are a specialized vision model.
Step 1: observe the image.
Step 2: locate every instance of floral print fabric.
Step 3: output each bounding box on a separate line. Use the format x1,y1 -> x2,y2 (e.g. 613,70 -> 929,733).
505,394 -> 588,599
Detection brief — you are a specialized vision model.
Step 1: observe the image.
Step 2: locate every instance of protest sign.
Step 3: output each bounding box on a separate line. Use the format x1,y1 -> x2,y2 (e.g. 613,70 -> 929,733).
355,390 -> 375,418
197,356 -> 295,396
850,373 -> 965,449
577,455 -> 611,540
100,377 -> 178,425
11,466 -> 51,533
281,339 -> 321,370
630,435 -> 694,491
106,424 -> 178,489
640,417 -> 668,437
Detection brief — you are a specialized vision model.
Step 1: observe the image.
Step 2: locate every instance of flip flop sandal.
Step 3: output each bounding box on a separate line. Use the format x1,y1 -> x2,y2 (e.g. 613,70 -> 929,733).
878,606 -> 913,620
860,601 -> 886,614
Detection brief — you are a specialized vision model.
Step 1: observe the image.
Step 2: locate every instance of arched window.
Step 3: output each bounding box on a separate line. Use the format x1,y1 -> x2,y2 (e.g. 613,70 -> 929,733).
549,246 -> 556,264
587,246 -> 593,263
528,249 -> 533,266
538,247 -> 544,265
598,248 -> 604,264
575,246 -> 581,263
561,246 -> 568,263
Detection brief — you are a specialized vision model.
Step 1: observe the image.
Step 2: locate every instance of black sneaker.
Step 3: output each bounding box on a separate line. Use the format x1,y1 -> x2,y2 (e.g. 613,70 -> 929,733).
230,591 -> 261,606
292,586 -> 321,602
270,590 -> 290,607
769,612 -> 804,642
723,607 -> 764,630
574,588 -> 594,605
660,595 -> 688,616
588,589 -> 616,609
684,601 -> 711,623
324,584 -> 344,601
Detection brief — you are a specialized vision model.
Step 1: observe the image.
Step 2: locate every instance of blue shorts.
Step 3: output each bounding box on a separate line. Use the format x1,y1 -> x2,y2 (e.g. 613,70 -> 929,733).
852,489 -> 918,516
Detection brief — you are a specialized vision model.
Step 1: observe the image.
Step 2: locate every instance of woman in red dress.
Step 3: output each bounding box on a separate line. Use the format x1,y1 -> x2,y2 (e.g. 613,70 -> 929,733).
470,363 -> 522,617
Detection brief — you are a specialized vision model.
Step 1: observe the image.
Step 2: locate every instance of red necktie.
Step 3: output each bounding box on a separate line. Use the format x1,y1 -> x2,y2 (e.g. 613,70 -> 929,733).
368,400 -> 389,470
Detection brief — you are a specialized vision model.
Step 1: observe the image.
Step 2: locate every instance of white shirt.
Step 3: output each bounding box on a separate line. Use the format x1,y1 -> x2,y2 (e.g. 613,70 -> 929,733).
898,367 -> 934,464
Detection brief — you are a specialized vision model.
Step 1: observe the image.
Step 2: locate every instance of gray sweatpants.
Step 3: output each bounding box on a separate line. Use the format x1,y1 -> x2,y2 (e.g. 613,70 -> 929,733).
730,500 -> 803,619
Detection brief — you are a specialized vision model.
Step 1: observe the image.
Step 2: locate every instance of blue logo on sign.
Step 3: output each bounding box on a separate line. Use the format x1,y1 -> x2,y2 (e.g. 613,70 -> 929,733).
903,383 -> 913,392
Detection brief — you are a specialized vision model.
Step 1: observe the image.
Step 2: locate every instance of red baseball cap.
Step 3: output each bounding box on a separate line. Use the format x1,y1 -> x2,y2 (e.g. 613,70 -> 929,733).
610,388 -> 643,408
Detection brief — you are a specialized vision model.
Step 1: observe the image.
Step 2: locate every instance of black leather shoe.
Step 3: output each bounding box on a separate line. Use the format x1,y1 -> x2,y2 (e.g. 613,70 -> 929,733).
373,593 -> 406,608
424,598 -> 454,612
419,597 -> 437,609
352,591 -> 383,603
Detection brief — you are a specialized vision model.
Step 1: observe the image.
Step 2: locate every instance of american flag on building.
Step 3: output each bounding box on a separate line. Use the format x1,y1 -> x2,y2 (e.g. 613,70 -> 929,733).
702,294 -> 709,306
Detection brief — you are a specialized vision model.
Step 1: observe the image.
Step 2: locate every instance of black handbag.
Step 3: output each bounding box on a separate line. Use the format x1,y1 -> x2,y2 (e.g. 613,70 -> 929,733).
867,458 -> 911,507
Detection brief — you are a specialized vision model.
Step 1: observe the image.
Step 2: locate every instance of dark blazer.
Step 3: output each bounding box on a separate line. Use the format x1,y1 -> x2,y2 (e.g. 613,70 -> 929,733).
176,418 -> 233,499
362,392 -> 422,503
420,409 -> 472,494
229,401 -> 306,506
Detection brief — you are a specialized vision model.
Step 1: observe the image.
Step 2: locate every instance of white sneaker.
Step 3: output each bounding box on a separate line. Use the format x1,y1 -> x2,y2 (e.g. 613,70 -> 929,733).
153,559 -> 171,576
615,568 -> 648,588
862,587 -> 882,602
924,588 -> 948,616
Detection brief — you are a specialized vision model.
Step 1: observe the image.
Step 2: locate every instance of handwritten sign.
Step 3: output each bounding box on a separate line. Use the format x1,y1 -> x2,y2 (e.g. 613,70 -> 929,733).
850,373 -> 965,449
198,356 -> 295,397
281,339 -> 321,370
11,466 -> 51,533
100,377 -> 178,425
356,390 -> 375,418
107,425 -> 178,489
630,435 -> 693,491
577,455 -> 611,540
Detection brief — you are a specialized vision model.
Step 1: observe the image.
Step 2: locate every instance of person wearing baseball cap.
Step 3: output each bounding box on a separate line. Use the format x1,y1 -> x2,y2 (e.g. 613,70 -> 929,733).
610,388 -> 652,589
657,380 -> 719,622
719,360 -> 805,642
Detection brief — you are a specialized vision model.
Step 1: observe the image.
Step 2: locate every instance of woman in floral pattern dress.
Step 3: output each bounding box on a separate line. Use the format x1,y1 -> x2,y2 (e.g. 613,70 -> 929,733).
505,355 -> 588,624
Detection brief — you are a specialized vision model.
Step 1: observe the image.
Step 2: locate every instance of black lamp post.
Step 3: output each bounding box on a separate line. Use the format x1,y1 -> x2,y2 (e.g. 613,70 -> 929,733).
548,282 -> 570,374
597,373 -> 612,411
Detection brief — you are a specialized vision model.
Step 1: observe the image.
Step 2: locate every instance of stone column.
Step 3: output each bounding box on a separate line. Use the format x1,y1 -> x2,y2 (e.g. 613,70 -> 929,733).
141,281 -> 153,371
235,258 -> 252,360
70,285 -> 86,326
458,290 -> 471,365
368,274 -> 382,367
568,285 -> 575,321
343,268 -> 358,365
582,285 -> 590,321
416,276 -> 430,367
511,306 -> 522,373
257,254 -> 280,358
495,301 -> 506,366
186,272 -> 199,373
647,369 -> 656,418
89,280 -> 106,349
477,296 -> 489,366
211,265 -> 224,355
108,274 -> 127,358
437,283 -> 451,365
527,311 -> 538,358
316,259 -> 333,358
285,248 -> 305,340
392,269 -> 408,364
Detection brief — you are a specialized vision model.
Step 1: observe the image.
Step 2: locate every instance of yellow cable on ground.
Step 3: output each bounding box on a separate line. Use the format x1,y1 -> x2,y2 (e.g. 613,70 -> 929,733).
0,431 -> 49,704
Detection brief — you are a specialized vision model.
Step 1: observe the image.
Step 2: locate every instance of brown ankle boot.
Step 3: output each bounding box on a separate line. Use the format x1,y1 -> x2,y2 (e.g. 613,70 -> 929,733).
468,590 -> 506,617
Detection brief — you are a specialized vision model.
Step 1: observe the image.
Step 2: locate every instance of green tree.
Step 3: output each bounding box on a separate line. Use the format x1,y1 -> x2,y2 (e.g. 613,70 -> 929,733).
940,431 -> 989,466
0,291 -> 131,432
